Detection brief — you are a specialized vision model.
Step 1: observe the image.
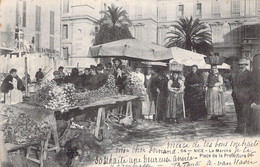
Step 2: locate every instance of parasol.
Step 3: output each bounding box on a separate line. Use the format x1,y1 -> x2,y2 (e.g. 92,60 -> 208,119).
87,39 -> 172,61
169,47 -> 207,67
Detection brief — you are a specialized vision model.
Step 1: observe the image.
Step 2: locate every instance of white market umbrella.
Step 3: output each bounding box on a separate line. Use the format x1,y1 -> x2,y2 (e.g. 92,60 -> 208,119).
87,39 -> 172,61
169,47 -> 207,67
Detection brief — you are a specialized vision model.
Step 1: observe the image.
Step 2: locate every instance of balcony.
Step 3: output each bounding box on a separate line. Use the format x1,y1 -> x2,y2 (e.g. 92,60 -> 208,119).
242,38 -> 260,45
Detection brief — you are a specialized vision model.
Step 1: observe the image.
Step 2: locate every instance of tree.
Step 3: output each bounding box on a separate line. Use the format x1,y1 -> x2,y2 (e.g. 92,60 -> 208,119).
165,17 -> 213,56
93,4 -> 133,45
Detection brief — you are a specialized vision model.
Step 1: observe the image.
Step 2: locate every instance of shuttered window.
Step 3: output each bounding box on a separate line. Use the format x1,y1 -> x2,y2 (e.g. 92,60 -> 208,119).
35,6 -> 41,31
22,1 -> 26,27
50,11 -> 55,34
50,37 -> 54,50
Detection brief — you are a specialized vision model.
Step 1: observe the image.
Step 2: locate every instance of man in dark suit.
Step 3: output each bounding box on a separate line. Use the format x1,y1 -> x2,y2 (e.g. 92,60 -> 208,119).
231,59 -> 253,133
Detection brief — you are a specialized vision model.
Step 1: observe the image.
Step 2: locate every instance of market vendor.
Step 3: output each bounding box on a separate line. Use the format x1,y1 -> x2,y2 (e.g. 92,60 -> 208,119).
85,65 -> 100,90
135,66 -> 145,84
166,71 -> 185,123
104,62 -> 114,75
151,70 -> 169,122
52,71 -> 64,85
96,63 -> 108,87
1,69 -> 25,105
142,67 -> 156,120
112,58 -> 122,74
65,68 -> 82,89
58,66 -> 66,79
184,65 -> 206,121
206,65 -> 225,120
81,68 -> 91,86
115,66 -> 127,93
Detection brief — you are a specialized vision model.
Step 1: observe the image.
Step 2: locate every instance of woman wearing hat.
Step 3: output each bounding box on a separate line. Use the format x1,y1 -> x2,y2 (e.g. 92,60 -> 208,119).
166,71 -> 185,123
206,65 -> 225,120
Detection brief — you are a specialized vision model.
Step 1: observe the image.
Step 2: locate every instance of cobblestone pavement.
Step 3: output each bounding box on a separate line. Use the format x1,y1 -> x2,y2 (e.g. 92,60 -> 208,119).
82,90 -> 260,167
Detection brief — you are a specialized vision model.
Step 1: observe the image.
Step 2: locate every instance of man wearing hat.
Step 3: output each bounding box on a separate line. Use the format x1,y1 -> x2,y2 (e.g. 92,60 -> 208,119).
231,59 -> 253,133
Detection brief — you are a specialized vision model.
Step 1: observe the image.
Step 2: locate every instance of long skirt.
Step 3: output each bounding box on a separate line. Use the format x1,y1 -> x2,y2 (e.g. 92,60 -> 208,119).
206,87 -> 224,117
142,94 -> 156,117
5,89 -> 23,105
166,92 -> 184,119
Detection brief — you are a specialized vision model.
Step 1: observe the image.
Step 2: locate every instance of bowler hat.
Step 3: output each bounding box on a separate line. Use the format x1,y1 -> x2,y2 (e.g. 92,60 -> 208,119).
238,59 -> 249,65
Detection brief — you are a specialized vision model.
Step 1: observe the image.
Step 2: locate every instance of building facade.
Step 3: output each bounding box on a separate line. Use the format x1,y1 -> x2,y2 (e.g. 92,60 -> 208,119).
0,0 -> 61,78
119,0 -> 260,61
0,0 -> 61,55
60,0 -> 119,66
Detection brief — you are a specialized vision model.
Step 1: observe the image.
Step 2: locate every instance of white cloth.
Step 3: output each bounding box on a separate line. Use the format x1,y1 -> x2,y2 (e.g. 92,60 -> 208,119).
136,73 -> 145,84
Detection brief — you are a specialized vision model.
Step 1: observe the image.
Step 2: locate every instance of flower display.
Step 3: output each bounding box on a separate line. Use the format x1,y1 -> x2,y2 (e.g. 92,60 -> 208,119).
73,74 -> 120,106
31,74 -> 120,110
125,72 -> 146,96
1,104 -> 52,145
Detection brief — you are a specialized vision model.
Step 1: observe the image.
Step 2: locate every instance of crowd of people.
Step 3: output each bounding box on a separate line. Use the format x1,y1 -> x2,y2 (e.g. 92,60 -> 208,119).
0,58 -> 254,134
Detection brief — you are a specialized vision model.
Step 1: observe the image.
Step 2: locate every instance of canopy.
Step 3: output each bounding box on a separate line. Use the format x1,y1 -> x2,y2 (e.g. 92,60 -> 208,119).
170,47 -> 207,67
87,39 -> 172,61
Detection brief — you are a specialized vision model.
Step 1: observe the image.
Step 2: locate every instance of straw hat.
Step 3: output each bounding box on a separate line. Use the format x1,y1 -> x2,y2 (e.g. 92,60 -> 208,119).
238,59 -> 249,65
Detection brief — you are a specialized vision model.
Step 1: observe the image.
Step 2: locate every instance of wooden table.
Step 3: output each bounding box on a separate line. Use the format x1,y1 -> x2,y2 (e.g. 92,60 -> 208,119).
3,95 -> 140,166
2,103 -> 59,167
57,95 -> 139,140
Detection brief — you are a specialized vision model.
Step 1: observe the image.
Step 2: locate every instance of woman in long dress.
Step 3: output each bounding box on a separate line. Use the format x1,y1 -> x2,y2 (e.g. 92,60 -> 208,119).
166,71 -> 185,123
142,68 -> 156,120
1,69 -> 25,105
206,65 -> 225,119
184,65 -> 206,121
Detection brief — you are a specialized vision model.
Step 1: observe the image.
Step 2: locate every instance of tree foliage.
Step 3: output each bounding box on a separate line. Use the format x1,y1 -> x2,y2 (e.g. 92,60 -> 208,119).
93,4 -> 133,45
165,17 -> 213,55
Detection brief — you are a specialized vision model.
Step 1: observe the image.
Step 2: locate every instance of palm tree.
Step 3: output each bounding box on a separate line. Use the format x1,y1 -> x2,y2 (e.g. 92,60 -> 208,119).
93,4 -> 133,45
165,17 -> 213,55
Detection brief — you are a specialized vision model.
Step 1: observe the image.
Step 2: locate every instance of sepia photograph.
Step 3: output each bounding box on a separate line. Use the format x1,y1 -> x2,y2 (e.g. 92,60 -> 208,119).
0,0 -> 260,166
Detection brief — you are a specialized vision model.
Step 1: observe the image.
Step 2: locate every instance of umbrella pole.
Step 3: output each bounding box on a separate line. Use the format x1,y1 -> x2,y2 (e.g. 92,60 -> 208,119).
182,94 -> 186,118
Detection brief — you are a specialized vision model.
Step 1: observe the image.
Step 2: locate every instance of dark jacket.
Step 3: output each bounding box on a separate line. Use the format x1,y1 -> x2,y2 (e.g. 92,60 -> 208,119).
1,75 -> 25,93
231,69 -> 253,103
35,71 -> 44,82
65,75 -> 82,89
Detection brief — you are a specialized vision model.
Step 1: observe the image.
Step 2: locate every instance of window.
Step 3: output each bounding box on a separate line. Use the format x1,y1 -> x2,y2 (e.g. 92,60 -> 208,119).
16,1 -> 19,25
135,27 -> 142,40
232,0 -> 240,16
178,5 -> 184,17
257,0 -> 260,15
35,6 -> 41,31
63,47 -> 69,60
213,0 -> 220,17
196,3 -> 202,16
159,4 -> 167,20
136,3 -> 142,19
22,1 -> 26,27
245,26 -> 256,38
50,11 -> 55,34
35,33 -> 41,52
62,25 -> 68,39
50,37 -> 54,50
63,0 -> 69,13
231,27 -> 241,45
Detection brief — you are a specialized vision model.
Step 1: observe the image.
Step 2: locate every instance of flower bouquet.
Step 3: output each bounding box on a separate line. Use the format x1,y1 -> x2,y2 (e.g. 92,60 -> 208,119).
125,72 -> 146,96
